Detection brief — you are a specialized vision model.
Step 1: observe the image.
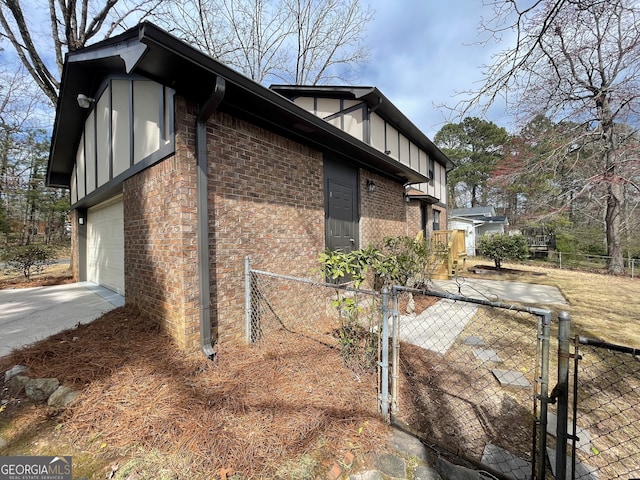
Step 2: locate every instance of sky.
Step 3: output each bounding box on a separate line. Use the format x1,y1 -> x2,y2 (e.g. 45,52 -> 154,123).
359,0 -> 511,138
0,0 -> 512,139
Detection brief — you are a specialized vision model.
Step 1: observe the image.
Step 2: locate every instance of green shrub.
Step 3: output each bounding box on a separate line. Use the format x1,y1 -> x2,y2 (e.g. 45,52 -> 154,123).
1,244 -> 55,281
555,231 -> 576,254
317,235 -> 445,371
476,233 -> 529,269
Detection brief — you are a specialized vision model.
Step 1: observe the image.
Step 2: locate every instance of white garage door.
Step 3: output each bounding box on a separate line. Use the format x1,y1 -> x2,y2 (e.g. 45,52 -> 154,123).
87,195 -> 124,295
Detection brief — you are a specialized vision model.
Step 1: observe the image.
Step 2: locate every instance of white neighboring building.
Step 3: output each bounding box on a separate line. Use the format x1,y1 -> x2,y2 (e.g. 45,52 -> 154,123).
449,207 -> 509,256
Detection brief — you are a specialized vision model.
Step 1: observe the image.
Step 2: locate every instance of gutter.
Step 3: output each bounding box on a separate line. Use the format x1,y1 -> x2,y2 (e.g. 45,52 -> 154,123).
197,76 -> 226,360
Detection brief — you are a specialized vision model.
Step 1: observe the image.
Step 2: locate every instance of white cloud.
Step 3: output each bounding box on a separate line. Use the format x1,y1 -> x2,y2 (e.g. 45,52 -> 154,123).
360,0 -> 512,138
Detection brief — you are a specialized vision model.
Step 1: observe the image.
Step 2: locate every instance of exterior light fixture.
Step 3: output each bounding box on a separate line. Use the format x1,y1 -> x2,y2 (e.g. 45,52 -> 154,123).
77,93 -> 95,108
367,179 -> 376,193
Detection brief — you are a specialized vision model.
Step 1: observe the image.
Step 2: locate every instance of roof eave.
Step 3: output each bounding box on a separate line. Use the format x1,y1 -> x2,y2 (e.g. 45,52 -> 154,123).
48,23 -> 429,188
270,84 -> 455,170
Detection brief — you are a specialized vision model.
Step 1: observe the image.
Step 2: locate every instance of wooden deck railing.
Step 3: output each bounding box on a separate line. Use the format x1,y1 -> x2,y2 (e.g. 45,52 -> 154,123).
432,229 -> 467,279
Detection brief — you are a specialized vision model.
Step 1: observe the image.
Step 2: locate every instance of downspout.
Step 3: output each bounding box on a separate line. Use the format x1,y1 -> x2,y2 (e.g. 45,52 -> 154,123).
197,77 -> 226,360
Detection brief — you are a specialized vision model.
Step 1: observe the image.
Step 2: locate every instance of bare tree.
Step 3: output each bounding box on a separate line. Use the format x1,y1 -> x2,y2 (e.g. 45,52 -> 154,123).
0,0 -> 164,105
285,0 -> 372,84
155,0 -> 373,85
468,0 -> 640,273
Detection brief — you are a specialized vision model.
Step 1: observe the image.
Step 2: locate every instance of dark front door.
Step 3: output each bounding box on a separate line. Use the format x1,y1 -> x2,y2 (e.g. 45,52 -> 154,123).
324,159 -> 358,252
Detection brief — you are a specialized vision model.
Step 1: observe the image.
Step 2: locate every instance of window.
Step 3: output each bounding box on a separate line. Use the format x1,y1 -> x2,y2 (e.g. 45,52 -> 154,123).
433,209 -> 441,231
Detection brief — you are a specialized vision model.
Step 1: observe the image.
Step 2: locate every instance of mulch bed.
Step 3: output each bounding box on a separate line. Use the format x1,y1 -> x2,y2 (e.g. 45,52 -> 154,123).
0,306 -> 388,478
0,273 -> 75,289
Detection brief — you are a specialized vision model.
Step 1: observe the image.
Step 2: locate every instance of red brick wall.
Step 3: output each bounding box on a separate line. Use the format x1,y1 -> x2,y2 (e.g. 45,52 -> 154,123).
121,96 -> 426,351
205,110 -> 325,344
406,202 -> 423,238
359,171 -> 407,247
122,98 -> 199,349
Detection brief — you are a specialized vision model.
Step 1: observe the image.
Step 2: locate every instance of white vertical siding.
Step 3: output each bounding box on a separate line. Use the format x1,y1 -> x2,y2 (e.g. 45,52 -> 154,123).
418,150 -> 428,178
72,78 -> 174,205
96,88 -> 110,187
316,98 -> 340,118
386,124 -> 399,159
371,114 -> 385,151
71,166 -> 78,204
294,97 -> 315,113
344,111 -> 363,141
399,136 -> 410,166
76,132 -> 86,199
409,142 -> 419,171
133,80 -> 161,163
112,80 -> 130,177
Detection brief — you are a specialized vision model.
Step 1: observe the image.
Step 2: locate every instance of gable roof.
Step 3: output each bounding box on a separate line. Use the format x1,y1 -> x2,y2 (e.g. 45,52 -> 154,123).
450,207 -> 496,218
48,22 -> 439,188
449,207 -> 508,225
270,85 -> 454,170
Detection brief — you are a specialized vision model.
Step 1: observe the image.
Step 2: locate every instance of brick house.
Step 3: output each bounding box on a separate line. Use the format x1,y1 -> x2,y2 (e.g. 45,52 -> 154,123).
47,22 -> 452,356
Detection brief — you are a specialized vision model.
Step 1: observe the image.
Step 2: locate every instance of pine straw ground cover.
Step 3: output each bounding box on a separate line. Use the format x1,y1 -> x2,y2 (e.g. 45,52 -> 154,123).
0,306 -> 389,479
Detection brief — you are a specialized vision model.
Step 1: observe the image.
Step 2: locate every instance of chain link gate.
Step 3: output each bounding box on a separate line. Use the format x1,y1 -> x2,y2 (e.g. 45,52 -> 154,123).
386,285 -> 552,480
551,322 -> 640,480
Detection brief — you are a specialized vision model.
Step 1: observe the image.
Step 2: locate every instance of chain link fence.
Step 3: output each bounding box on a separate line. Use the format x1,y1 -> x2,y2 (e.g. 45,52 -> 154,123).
245,262 -> 384,415
244,259 -> 640,479
389,285 -> 552,479
552,252 -> 638,278
561,337 -> 640,479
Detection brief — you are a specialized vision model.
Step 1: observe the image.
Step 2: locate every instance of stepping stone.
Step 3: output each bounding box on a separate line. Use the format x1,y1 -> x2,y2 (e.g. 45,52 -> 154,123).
547,447 -> 600,480
481,444 -> 531,480
546,412 -> 592,454
464,336 -> 485,346
472,348 -> 503,362
492,369 -> 531,389
372,453 -> 406,479
413,465 -> 442,480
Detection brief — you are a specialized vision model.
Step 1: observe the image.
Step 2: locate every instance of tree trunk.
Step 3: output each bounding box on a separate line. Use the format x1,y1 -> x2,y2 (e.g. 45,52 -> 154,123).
605,181 -> 624,273
601,102 -> 625,274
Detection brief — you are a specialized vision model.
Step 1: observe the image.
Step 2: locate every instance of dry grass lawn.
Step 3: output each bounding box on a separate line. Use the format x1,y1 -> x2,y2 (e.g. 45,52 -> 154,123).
464,257 -> 640,348
0,262 -> 74,289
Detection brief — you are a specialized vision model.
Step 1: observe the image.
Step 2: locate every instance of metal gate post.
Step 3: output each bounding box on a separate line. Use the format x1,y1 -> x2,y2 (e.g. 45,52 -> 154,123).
535,310 -> 552,480
555,311 -> 571,480
379,287 -> 390,421
245,256 -> 251,343
391,286 -> 400,414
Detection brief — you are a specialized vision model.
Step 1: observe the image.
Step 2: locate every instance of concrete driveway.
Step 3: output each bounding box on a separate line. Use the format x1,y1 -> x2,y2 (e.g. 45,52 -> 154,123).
0,282 -> 124,358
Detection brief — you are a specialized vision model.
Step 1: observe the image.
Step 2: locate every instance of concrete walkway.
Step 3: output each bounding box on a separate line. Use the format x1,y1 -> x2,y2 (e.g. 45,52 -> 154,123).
0,282 -> 124,358
433,277 -> 567,305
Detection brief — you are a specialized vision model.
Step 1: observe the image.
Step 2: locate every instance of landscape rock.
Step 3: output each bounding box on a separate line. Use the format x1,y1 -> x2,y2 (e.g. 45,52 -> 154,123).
391,428 -> 435,464
0,437 -> 8,450
4,365 -> 29,384
414,465 -> 443,480
47,385 -> 78,408
350,471 -> 383,480
373,453 -> 406,478
436,457 -> 485,480
25,378 -> 60,402
6,375 -> 30,393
